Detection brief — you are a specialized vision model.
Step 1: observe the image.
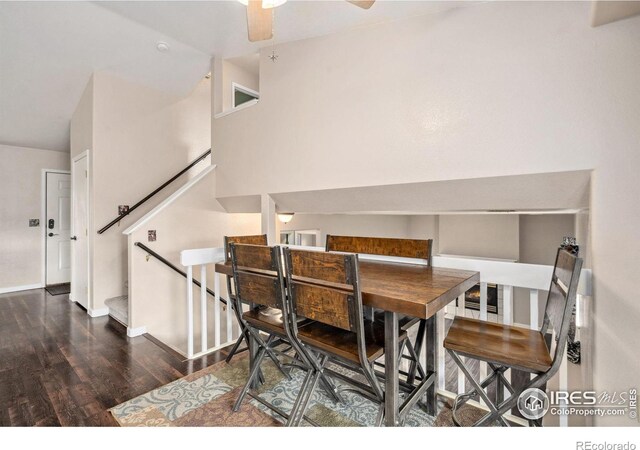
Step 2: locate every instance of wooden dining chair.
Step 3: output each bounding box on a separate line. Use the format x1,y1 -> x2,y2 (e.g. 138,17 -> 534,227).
223,234 -> 268,364
283,247 -> 410,426
229,243 -> 341,425
444,249 -> 583,426
326,235 -> 433,384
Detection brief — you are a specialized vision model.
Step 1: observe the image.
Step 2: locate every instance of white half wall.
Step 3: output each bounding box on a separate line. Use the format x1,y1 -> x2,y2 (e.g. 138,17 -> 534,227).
128,170 -> 260,354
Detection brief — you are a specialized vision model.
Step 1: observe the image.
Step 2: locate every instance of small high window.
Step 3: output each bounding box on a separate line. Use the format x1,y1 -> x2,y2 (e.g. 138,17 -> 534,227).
232,82 -> 259,108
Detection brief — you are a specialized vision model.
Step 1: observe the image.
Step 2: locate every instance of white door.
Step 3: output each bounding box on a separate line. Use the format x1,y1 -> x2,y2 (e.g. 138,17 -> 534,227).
71,154 -> 89,308
46,172 -> 71,285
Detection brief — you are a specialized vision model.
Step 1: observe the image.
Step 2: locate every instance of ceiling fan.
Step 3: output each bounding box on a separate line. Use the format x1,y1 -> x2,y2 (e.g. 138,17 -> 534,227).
240,0 -> 375,42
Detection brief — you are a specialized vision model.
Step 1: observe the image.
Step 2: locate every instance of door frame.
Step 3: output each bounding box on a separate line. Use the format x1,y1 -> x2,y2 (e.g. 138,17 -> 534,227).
70,150 -> 91,305
41,168 -> 71,288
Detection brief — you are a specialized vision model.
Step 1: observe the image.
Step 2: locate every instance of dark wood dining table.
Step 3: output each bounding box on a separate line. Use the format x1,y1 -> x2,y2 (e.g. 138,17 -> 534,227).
215,257 -> 479,427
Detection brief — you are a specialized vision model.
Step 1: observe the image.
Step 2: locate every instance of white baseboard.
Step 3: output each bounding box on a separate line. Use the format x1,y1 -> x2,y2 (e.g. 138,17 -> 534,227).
88,307 -> 109,317
0,283 -> 44,294
127,326 -> 147,337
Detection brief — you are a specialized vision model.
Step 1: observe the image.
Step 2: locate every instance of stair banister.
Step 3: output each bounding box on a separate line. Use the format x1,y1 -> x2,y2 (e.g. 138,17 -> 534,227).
97,148 -> 211,234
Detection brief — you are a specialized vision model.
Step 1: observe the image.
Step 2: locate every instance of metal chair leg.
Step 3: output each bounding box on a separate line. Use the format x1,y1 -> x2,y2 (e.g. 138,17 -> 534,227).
247,329 -> 291,381
225,331 -> 247,363
375,405 -> 385,427
293,370 -> 322,426
448,350 -> 510,427
233,346 -> 268,411
298,348 -> 344,404
286,369 -> 315,427
318,371 -> 344,404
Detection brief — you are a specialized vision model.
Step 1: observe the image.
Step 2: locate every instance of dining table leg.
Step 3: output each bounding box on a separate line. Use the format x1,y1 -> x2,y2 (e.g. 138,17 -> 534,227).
384,310 -> 399,427
425,315 -> 437,416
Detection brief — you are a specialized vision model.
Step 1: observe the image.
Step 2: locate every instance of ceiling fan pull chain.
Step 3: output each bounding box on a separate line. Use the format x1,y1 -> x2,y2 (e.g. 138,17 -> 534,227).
269,7 -> 279,62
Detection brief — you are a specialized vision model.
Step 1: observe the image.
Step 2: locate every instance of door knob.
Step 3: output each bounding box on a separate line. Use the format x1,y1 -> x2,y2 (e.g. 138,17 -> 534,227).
48,233 -> 59,237
70,236 -> 77,241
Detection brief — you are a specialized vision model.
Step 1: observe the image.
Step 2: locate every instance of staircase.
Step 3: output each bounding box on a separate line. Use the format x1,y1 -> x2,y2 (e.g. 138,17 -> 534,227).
105,295 -> 128,326
96,150 -> 212,331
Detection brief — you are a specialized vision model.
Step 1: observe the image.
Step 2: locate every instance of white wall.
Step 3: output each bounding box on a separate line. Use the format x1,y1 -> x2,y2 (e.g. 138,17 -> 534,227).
439,215 -> 519,261
0,144 -> 69,292
71,73 -> 212,313
407,215 -> 439,253
221,59 -> 259,113
70,77 -> 94,160
275,213 -> 412,247
514,214 -> 577,325
519,215 -> 576,265
212,2 -> 640,424
128,171 -> 260,353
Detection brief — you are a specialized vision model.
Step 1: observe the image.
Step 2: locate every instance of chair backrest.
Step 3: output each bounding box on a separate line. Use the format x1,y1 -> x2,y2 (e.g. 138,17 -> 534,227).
224,234 -> 268,262
326,235 -> 433,264
284,248 -> 363,333
229,243 -> 284,310
541,248 -> 583,365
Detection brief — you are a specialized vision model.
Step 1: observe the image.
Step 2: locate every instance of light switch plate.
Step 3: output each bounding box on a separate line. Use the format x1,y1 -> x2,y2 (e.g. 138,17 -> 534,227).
148,230 -> 156,242
29,219 -> 40,227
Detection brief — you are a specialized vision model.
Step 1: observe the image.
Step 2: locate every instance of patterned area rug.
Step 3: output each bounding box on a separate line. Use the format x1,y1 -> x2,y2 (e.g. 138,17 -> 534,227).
109,352 -> 463,427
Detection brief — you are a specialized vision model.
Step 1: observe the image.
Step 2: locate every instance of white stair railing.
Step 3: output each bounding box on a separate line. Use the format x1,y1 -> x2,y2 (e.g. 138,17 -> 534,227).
180,247 -> 237,359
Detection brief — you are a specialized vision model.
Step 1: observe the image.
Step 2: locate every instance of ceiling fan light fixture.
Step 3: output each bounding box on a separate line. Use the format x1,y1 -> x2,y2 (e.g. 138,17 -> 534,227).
277,212 -> 294,224
262,0 -> 287,8
237,0 -> 286,8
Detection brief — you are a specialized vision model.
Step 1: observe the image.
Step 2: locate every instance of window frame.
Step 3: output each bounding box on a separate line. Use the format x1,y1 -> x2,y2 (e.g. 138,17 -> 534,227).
231,82 -> 259,108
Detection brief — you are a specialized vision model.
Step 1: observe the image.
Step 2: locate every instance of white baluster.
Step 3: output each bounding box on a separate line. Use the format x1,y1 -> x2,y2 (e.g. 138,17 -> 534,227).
478,282 -> 488,402
559,347 -> 569,426
214,266 -> 221,348
503,285 -> 513,326
200,264 -> 207,353
437,309 -> 445,390
480,282 -> 488,321
529,289 -> 539,330
186,265 -> 194,359
456,294 -> 465,317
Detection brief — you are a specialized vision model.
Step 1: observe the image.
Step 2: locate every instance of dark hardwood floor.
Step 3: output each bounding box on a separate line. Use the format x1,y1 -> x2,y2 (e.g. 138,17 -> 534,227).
0,288 -> 228,426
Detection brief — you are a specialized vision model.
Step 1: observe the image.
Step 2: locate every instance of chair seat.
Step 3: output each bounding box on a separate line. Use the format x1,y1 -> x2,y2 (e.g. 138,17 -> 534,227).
243,308 -> 288,336
298,320 -> 407,364
243,308 -> 309,336
444,317 -> 552,373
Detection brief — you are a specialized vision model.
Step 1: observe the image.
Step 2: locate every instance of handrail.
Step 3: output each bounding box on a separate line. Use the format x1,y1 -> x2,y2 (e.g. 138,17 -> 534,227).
134,242 -> 227,305
97,149 -> 212,234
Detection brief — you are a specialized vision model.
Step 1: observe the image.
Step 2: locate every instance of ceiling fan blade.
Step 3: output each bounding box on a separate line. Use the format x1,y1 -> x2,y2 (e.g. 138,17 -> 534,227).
246,1 -> 273,42
346,0 -> 375,9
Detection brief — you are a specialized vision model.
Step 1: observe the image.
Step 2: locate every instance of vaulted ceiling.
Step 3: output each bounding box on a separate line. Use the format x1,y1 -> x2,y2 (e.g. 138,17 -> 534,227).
0,1 -> 471,152
4,1 -> 635,153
